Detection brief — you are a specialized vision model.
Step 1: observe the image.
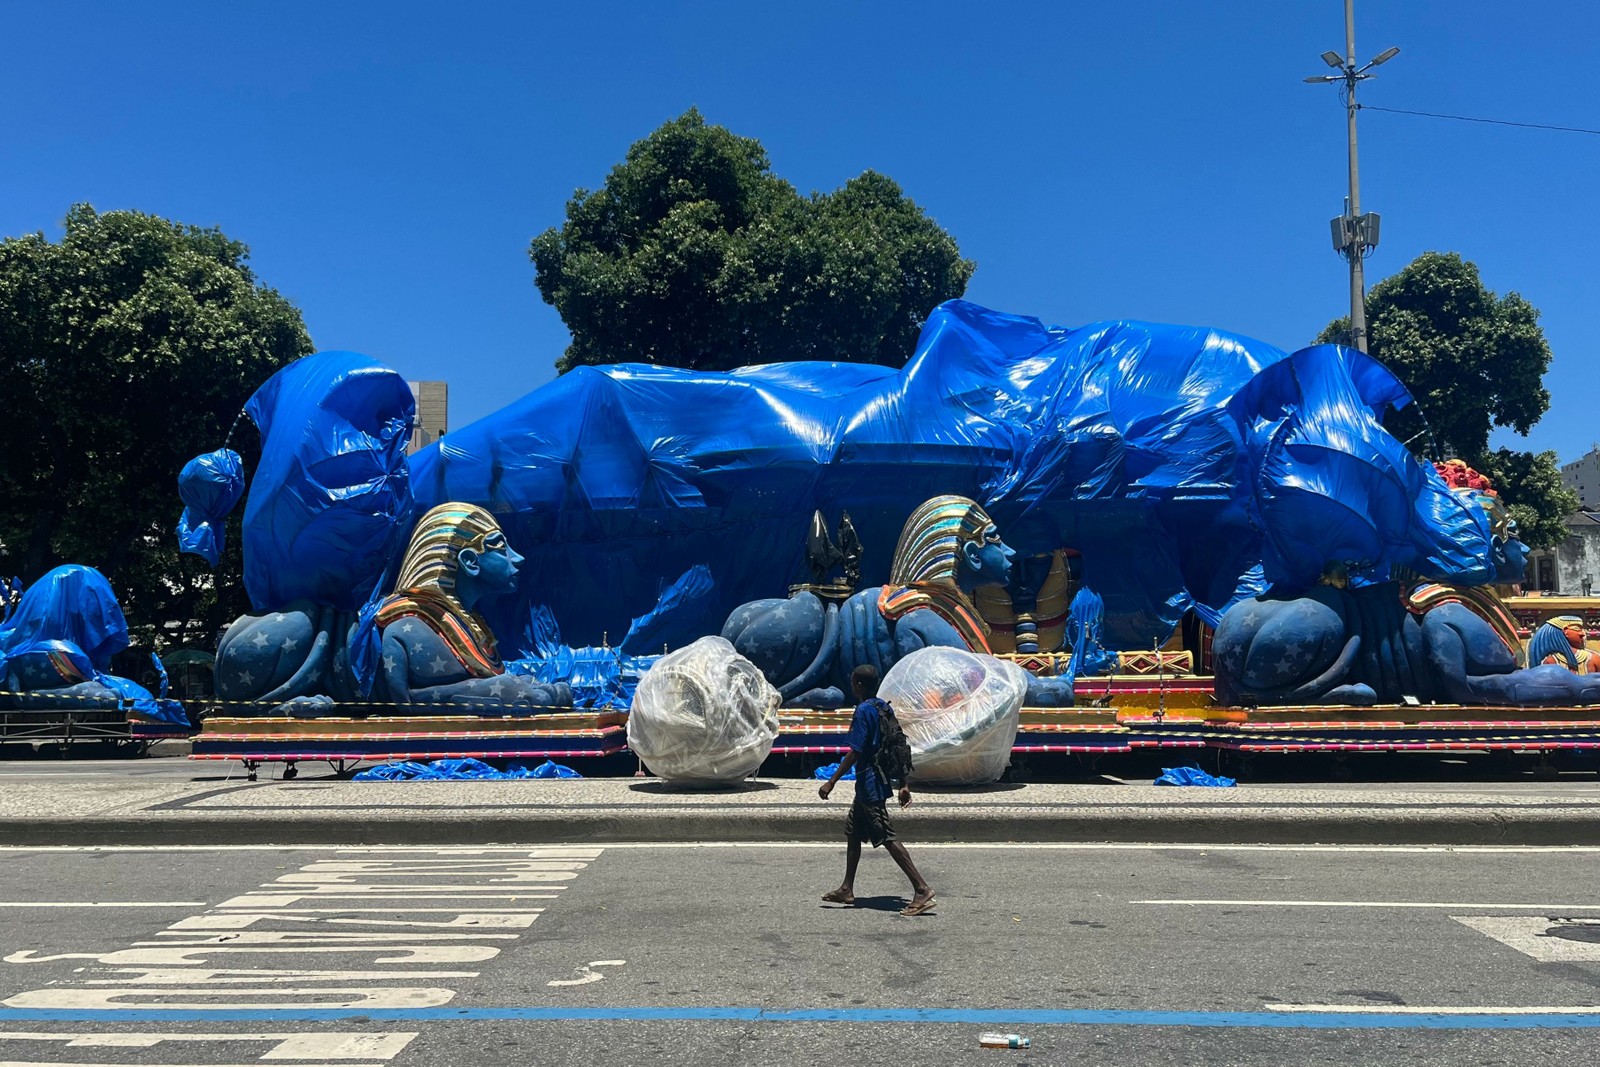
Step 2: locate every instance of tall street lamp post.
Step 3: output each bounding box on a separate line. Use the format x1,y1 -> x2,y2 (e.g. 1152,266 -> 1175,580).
1304,0 -> 1399,353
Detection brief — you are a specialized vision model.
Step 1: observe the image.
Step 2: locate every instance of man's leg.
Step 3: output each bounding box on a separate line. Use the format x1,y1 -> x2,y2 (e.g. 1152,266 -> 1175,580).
884,840 -> 934,912
823,815 -> 863,905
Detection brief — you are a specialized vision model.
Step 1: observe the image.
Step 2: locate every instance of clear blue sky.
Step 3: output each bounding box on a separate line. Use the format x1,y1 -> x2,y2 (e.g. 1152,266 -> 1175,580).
4,1 -> 1595,460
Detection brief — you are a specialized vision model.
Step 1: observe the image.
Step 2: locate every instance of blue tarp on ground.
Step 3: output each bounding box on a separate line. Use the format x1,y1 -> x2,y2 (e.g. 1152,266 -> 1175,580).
1154,766 -> 1237,788
352,757 -> 582,781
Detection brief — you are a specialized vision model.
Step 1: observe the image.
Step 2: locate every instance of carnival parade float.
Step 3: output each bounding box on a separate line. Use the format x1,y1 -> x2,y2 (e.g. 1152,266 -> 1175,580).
13,298 -> 1591,777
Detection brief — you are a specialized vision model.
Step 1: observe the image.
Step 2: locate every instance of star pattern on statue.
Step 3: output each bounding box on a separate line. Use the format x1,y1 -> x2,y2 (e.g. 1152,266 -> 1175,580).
383,654 -> 397,673
429,655 -> 449,674
281,636 -> 298,653
1258,644 -> 1313,684
251,631 -> 270,649
237,669 -> 255,687
489,678 -> 506,697
273,613 -> 288,623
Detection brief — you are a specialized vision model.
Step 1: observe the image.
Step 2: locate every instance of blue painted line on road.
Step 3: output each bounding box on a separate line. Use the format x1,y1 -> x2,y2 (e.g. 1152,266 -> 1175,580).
3,1006 -> 1600,1029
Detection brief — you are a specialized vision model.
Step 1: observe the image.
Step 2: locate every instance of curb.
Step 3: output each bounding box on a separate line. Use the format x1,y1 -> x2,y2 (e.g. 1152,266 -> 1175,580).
1,808 -> 1594,847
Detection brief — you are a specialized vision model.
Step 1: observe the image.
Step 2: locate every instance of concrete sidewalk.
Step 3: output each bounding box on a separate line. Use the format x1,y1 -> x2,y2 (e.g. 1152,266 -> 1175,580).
2,763 -> 1600,845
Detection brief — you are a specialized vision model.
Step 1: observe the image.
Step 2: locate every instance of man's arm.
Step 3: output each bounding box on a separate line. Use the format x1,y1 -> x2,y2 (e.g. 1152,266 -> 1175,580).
818,750 -> 857,800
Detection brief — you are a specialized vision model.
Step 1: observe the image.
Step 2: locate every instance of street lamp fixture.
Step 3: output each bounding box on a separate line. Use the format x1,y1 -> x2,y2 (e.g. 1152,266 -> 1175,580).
1365,46 -> 1401,70
1303,0 -> 1399,354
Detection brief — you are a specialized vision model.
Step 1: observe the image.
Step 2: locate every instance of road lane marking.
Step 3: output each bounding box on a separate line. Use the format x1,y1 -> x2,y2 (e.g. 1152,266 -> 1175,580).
0,904 -> 208,909
547,960 -> 626,988
1453,916 -> 1600,961
1136,899 -> 1600,909
10,842 -> 1600,853
3,988 -> 456,1010
1263,1004 -> 1600,1014
0,1061 -> 367,1066
216,894 -> 561,908
6,1005 -> 1600,1029
1,847 -> 600,1012
79,968 -> 480,983
0,1030 -> 415,1059
173,912 -> 541,930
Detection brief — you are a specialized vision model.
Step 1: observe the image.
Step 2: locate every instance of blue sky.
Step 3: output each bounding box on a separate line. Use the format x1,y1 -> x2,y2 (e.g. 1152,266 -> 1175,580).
4,1 -> 1595,460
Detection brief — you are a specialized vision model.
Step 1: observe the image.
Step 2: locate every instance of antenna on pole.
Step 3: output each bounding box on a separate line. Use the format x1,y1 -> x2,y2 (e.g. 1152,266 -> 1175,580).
1304,0 -> 1399,354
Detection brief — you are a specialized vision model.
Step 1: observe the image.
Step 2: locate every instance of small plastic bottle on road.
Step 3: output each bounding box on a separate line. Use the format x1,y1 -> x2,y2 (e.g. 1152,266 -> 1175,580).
979,1032 -> 1030,1049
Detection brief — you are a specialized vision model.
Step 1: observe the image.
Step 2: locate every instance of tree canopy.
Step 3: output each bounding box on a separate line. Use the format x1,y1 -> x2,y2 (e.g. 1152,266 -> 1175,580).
1318,252 -> 1578,549
530,109 -> 975,373
0,205 -> 313,641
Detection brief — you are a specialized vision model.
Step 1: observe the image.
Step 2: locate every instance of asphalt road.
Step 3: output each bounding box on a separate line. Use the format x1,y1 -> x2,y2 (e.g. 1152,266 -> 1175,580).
2,843 -> 1600,1064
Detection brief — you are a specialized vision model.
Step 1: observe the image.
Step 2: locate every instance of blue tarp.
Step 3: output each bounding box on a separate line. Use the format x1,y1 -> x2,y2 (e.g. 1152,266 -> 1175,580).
241,352 -> 415,613
176,448 -> 245,567
352,757 -> 582,781
0,566 -> 188,728
1230,345 -> 1495,590
405,300 -> 1493,651
1154,766 -> 1237,787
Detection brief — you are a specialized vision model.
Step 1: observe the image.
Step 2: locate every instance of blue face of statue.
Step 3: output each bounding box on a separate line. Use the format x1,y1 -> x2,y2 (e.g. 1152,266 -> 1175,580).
1496,531 -> 1531,585
474,533 -> 523,592
459,531 -> 523,600
958,523 -> 1015,591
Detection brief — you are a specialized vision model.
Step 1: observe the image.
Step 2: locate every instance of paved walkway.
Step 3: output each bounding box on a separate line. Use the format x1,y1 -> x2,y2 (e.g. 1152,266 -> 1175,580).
1,756 -> 1599,845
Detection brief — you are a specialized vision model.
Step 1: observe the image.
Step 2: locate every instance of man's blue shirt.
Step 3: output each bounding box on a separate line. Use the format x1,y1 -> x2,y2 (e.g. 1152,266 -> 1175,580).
845,698 -> 891,804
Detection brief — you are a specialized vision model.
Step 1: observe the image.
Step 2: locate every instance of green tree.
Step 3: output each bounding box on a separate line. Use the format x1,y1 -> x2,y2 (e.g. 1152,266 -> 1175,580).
1476,447 -> 1581,555
0,205 -> 313,642
1319,252 -> 1578,549
531,109 -> 975,373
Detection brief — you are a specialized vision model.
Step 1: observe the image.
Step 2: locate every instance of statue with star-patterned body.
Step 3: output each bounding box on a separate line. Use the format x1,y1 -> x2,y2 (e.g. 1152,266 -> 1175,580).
212,503 -> 572,714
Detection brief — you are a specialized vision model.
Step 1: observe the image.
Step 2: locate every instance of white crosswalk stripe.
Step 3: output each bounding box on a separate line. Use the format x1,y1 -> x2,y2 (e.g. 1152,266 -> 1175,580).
0,847 -> 603,1063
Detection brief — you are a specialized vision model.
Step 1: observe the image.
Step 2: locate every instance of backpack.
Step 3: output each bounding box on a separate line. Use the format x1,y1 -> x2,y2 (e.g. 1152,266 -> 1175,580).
869,698 -> 915,789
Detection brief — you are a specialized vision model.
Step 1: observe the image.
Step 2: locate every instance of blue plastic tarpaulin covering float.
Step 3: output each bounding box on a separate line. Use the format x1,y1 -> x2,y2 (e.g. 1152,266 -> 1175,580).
0,566 -> 188,728
176,448 -> 245,568
1229,344 -> 1495,590
402,299 -> 1497,653
240,352 -> 416,613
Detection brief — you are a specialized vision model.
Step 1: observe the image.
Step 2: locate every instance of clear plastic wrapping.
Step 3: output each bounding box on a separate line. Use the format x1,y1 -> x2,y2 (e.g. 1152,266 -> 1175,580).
627,636 -> 781,784
879,647 -> 1026,785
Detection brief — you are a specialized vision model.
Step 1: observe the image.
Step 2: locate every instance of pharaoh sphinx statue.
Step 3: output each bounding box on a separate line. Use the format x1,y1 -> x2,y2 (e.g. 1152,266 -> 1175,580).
722,495 -> 1076,707
1212,470 -> 1600,707
213,503 -> 572,714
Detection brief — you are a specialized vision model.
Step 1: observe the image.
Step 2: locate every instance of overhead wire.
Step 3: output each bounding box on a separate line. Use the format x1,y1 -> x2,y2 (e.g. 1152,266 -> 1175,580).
1356,103 -> 1600,138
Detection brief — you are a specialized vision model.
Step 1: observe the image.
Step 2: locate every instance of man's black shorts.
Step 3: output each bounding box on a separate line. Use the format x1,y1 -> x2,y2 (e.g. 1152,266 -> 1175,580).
846,797 -> 896,848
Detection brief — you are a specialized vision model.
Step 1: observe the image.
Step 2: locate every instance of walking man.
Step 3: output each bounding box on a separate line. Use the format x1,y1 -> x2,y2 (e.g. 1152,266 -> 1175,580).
818,664 -> 936,916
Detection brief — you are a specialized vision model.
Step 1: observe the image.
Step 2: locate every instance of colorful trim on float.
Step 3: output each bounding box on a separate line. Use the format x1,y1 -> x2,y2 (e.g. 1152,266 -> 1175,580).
185,674 -> 1600,768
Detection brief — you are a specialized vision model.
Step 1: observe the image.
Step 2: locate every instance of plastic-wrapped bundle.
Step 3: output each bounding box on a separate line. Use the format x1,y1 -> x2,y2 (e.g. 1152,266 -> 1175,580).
879,647 -> 1026,785
627,636 -> 780,785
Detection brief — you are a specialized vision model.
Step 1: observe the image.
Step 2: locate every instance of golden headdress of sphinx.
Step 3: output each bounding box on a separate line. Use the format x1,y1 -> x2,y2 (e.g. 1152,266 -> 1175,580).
878,494 -> 997,652
375,502 -> 505,677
